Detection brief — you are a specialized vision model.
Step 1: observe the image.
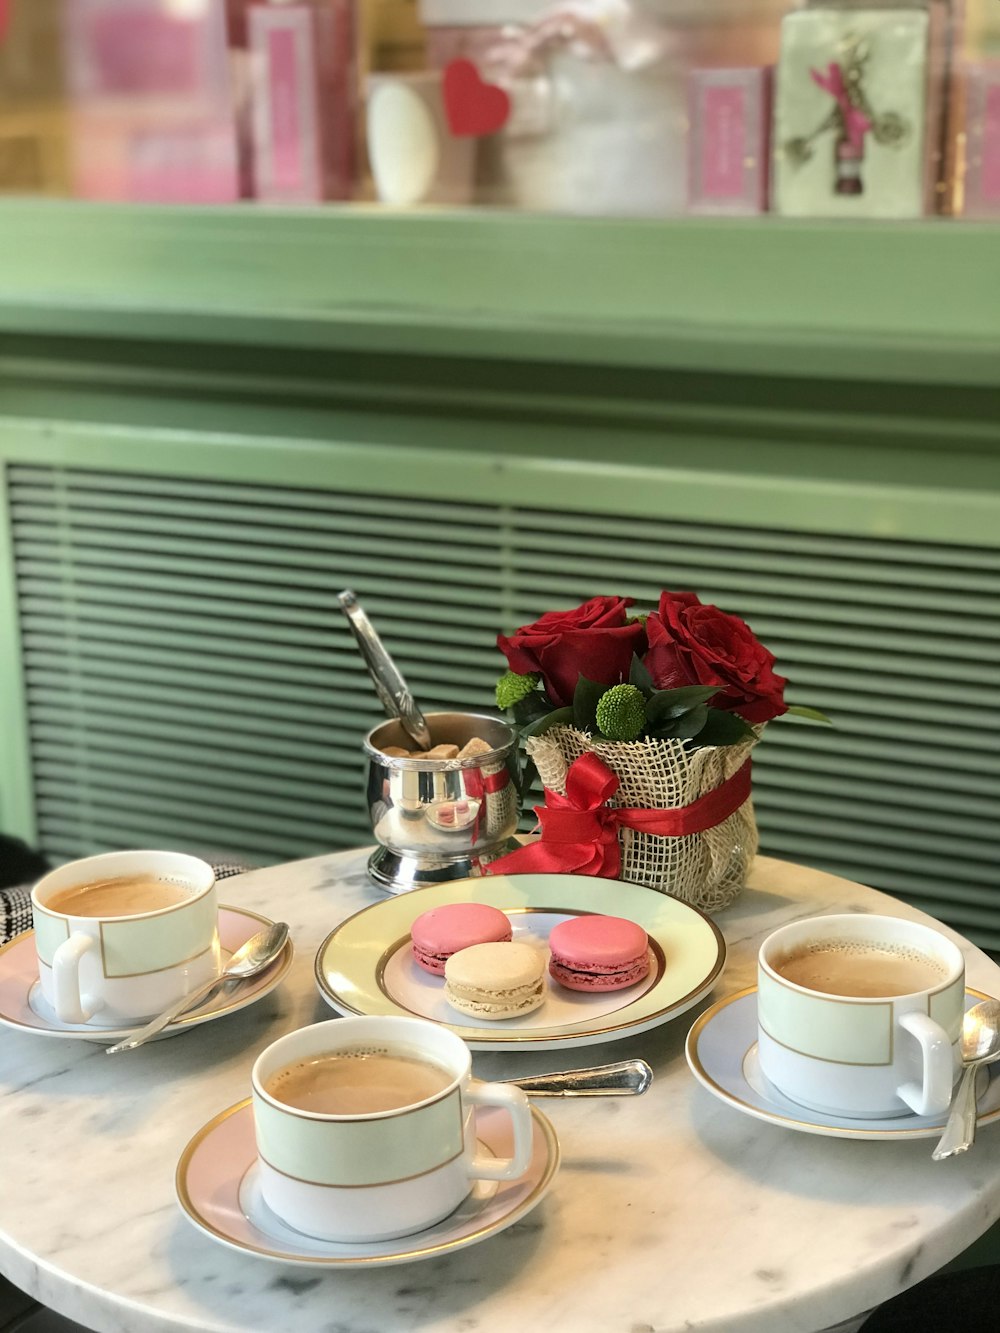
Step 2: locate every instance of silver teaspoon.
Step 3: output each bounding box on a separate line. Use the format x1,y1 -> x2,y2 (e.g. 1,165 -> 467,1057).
932,998 -> 1000,1161
105,922 -> 289,1054
509,1060 -> 653,1097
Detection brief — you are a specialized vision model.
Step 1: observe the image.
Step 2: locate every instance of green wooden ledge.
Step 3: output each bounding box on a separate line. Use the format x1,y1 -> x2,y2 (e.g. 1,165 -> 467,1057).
0,201 -> 998,385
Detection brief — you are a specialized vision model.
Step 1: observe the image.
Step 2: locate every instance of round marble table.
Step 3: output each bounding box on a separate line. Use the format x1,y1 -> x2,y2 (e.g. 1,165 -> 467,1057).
2,852 -> 1000,1333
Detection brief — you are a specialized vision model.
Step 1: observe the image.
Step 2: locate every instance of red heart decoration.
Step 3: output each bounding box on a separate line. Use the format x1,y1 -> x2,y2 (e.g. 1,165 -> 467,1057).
442,59 -> 510,138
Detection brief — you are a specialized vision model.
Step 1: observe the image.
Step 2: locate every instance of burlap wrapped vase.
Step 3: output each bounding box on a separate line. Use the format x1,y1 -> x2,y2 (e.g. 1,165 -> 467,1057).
526,724 -> 761,913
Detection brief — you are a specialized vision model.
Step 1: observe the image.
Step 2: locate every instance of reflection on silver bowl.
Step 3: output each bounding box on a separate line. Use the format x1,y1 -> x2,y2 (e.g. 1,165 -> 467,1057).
363,712 -> 522,894
425,799 -> 481,833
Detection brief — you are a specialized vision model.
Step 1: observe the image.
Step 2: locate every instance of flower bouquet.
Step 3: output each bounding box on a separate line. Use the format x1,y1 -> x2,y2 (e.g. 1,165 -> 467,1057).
488,592 -> 826,913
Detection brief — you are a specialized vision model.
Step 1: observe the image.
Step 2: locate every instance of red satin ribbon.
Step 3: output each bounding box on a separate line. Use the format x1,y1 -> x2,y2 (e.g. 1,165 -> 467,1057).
486,751 -> 752,878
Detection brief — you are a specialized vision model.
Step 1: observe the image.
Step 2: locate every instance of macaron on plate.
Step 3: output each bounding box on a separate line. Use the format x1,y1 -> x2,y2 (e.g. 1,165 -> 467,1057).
315,874 -> 726,1051
411,903 -> 513,976
548,916 -> 651,993
444,941 -> 546,1020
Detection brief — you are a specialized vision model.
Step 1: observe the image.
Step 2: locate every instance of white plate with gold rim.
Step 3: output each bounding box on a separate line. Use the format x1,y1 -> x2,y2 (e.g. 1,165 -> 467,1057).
314,873 -> 726,1052
0,906 -> 293,1042
175,1098 -> 559,1267
686,985 -> 1000,1140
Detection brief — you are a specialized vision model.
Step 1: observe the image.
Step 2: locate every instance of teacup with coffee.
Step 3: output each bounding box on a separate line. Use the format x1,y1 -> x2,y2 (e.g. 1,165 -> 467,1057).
757,913 -> 965,1119
251,1015 -> 535,1242
31,850 -> 220,1027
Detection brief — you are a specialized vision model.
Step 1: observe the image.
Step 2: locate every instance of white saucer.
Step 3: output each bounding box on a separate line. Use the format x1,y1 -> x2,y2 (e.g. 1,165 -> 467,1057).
0,906 -> 293,1042
176,1098 -> 559,1267
685,985 -> 1000,1140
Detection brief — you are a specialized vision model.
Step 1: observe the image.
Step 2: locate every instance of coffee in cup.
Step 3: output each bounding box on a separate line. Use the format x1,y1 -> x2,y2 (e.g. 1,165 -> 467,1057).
264,1049 -> 453,1116
251,1015 -> 535,1243
758,913 -> 965,1119
45,875 -> 197,920
771,937 -> 948,998
31,851 -> 219,1027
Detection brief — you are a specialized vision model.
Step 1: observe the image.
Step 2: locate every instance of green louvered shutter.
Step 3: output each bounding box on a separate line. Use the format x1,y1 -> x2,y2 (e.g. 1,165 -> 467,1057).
9,464 -> 1000,947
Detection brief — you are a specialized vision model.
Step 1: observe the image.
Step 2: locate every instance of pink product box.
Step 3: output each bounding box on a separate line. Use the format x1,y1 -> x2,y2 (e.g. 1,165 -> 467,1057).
248,2 -> 355,203
65,0 -> 232,106
64,0 -> 243,202
71,109 -> 242,204
688,67 -> 772,215
964,63 -> 1000,219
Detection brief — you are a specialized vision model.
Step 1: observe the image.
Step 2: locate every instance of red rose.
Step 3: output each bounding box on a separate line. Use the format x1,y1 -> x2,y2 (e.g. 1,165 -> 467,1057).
644,591 -> 787,724
497,596 -> 646,708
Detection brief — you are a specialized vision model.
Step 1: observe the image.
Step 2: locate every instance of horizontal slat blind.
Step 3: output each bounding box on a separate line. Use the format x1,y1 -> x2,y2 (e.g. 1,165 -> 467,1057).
9,464 -> 1000,948
10,466 -> 511,871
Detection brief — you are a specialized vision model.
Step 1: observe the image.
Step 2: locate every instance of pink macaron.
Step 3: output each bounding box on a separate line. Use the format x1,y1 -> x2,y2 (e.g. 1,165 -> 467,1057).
548,915 -> 651,992
410,903 -> 513,976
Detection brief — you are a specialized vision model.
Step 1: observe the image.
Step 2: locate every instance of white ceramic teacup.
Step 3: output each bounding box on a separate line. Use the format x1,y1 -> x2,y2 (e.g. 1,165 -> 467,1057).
31,850 -> 220,1027
757,914 -> 965,1119
251,1015 -> 535,1242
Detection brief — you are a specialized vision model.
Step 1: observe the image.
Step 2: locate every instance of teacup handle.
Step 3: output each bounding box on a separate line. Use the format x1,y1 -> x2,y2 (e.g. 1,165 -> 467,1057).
465,1079 -> 534,1181
52,933 -> 102,1024
897,1010 -> 955,1118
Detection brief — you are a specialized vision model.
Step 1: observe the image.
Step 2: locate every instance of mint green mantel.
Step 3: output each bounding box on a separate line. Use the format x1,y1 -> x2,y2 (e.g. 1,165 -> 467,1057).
0,202 -> 997,548
0,201 -> 999,384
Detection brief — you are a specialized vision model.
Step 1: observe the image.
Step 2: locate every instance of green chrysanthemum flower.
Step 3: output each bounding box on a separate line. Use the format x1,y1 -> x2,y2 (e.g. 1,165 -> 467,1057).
595,683 -> 647,741
496,670 -> 540,711
626,613 -> 649,628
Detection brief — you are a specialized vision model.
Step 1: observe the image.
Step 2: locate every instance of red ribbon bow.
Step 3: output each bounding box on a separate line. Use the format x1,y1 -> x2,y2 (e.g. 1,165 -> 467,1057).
486,751 -> 752,878
810,62 -> 873,152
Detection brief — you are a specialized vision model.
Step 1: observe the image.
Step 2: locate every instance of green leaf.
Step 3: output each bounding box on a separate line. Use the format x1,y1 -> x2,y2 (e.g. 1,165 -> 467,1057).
693,708 -> 756,747
572,675 -> 606,732
511,692 -> 549,726
666,704 -> 710,740
629,654 -> 655,697
648,704 -> 710,741
645,725 -> 679,743
785,705 -> 833,725
645,685 -> 719,725
519,706 -> 575,741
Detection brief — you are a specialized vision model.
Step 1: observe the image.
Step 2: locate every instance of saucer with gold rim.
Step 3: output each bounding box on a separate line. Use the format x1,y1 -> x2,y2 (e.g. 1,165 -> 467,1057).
0,905 -> 293,1042
175,1099 -> 559,1267
686,985 -> 1000,1140
315,873 -> 726,1052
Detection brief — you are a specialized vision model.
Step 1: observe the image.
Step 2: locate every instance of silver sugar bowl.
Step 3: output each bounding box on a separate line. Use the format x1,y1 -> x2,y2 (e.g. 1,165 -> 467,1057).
364,711 -> 521,894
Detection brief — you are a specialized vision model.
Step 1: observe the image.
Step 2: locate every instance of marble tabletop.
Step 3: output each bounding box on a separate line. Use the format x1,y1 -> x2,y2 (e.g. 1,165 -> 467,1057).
2,851 -> 1000,1333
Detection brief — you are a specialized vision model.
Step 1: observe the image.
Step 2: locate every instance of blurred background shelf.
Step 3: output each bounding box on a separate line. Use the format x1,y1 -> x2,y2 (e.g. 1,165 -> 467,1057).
0,200 -> 998,949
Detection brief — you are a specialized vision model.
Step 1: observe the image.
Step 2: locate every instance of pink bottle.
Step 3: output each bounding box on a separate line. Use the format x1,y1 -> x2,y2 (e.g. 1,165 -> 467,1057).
247,0 -> 356,203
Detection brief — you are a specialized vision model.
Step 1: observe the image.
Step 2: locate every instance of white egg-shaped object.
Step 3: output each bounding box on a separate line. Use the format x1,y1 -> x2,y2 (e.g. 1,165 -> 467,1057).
367,83 -> 441,208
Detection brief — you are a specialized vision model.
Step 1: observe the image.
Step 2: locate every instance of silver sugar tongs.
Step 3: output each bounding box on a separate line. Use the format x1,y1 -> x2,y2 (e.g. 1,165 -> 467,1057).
338,590 -> 433,751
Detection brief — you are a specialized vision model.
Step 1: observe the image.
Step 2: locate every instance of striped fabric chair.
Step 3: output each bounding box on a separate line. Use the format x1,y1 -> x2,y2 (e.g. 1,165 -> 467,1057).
0,837 -> 46,946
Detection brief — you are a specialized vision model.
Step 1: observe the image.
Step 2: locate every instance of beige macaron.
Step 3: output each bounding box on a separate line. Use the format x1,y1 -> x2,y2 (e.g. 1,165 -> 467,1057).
443,941 -> 546,1021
